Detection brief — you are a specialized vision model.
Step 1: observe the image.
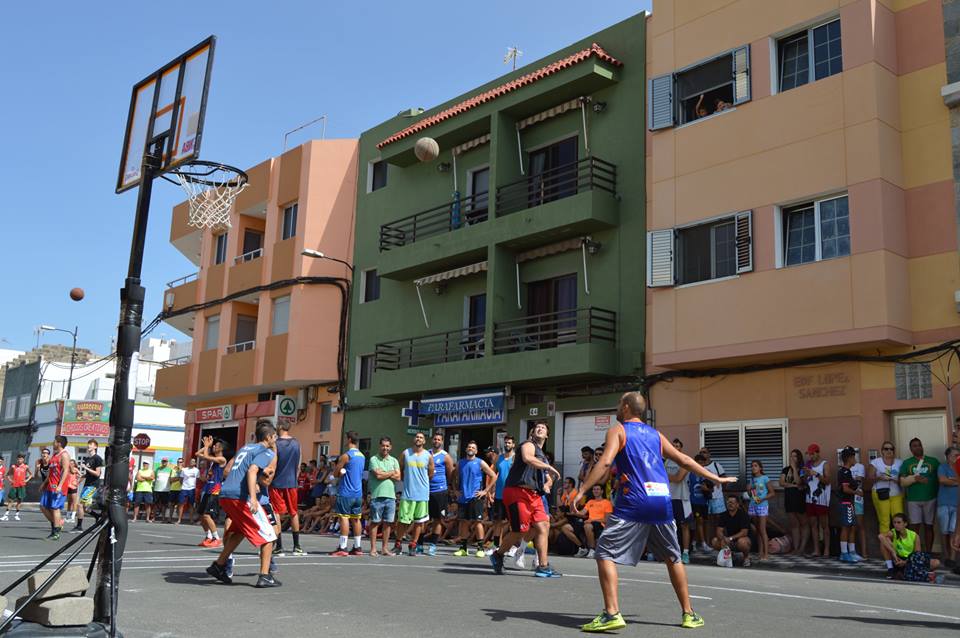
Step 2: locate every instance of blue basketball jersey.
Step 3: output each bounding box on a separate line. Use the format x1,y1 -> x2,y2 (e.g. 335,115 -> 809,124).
612,420 -> 673,524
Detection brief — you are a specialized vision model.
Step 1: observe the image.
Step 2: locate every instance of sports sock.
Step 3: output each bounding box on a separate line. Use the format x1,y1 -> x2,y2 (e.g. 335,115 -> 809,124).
885,559 -> 893,568
849,543 -> 857,554
338,535 -> 348,550
292,532 -> 300,548
840,542 -> 848,553
275,537 -> 283,551
353,535 -> 362,549
460,539 -> 468,551
212,531 -> 220,540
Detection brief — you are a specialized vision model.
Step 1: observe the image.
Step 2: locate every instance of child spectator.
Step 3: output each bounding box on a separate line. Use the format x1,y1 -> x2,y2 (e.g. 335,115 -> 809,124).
688,454 -> 710,552
747,460 -> 772,561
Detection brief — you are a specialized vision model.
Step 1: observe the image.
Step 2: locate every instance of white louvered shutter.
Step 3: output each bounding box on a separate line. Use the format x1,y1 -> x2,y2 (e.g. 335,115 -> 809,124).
735,210 -> 753,274
648,74 -> 675,130
647,229 -> 675,287
744,424 -> 786,484
733,45 -> 751,105
702,427 -> 741,486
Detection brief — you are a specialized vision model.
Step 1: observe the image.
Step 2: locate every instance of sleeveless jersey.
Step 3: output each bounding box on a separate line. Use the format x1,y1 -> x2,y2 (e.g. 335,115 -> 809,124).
12,464 -> 29,487
612,421 -> 672,524
48,452 -> 67,494
273,436 -> 301,489
203,462 -> 224,495
338,448 -> 365,498
458,457 -> 483,503
430,450 -> 449,493
495,453 -> 514,499
505,441 -> 547,493
402,448 -> 431,501
38,461 -> 49,485
805,460 -> 831,506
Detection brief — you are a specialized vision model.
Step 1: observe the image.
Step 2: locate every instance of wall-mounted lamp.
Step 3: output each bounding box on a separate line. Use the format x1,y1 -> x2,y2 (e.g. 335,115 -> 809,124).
437,162 -> 452,173
584,238 -> 603,255
592,101 -> 607,113
433,282 -> 447,295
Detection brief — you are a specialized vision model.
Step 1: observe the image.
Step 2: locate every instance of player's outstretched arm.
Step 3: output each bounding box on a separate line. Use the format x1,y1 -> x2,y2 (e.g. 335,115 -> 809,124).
659,432 -> 735,486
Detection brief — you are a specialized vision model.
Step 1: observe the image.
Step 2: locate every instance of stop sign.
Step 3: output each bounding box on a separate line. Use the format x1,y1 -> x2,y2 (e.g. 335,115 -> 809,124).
133,433 -> 151,450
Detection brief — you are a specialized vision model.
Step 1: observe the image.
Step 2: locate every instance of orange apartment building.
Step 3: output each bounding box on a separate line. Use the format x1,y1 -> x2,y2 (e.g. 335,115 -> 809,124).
154,140 -> 358,461
645,0 -> 959,489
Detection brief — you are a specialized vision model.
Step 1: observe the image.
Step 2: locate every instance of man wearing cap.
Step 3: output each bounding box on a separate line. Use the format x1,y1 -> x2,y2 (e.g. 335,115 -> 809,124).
804,444 -> 831,557
153,458 -> 173,523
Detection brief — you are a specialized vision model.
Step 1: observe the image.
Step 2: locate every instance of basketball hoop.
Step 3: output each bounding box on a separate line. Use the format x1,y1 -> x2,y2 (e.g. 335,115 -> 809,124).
164,160 -> 248,231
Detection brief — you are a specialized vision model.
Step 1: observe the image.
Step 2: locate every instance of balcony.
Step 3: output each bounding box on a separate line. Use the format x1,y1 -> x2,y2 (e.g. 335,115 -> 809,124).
493,307 -> 616,354
226,340 -> 255,354
221,341 -> 256,390
495,157 -> 616,216
162,272 -> 199,335
376,326 -> 485,371
227,249 -> 264,297
379,192 -> 489,251
153,356 -> 192,405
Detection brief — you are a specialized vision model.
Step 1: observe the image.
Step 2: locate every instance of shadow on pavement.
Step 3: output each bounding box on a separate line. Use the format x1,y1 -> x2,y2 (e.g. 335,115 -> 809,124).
812,615 -> 960,630
482,609 -> 672,629
162,570 -> 220,586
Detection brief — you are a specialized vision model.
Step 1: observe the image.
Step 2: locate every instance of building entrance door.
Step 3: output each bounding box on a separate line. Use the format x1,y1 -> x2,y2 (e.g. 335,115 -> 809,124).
892,411 -> 948,463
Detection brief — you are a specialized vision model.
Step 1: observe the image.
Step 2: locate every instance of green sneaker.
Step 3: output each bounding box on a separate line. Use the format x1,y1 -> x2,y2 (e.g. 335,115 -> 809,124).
681,611 -> 704,629
581,611 -> 626,632
453,548 -> 468,557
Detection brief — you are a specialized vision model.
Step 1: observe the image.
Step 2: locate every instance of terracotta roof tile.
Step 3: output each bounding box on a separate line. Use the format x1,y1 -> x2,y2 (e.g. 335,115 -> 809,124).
377,43 -> 623,149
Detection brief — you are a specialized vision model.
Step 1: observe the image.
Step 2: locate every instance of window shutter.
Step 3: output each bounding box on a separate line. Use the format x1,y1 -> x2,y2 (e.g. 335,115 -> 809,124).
732,45 -> 751,105
647,229 -> 675,287
702,427 -> 741,485
648,74 -> 675,130
735,210 -> 753,274
744,425 -> 785,484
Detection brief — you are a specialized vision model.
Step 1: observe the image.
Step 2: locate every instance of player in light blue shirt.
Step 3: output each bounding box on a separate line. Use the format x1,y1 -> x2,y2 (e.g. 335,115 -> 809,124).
331,431 -> 366,555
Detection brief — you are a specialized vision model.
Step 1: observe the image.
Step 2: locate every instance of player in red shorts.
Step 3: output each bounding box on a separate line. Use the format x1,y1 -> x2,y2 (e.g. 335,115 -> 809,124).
268,422 -> 304,556
206,421 -> 280,588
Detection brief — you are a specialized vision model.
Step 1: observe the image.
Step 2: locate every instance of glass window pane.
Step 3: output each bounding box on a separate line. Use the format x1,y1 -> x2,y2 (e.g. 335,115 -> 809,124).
813,21 -> 842,81
712,222 -> 736,278
779,34 -> 809,91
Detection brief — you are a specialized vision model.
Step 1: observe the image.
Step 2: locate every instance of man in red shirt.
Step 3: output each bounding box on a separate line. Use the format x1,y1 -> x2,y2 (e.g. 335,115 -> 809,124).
3,453 -> 32,521
40,436 -> 71,540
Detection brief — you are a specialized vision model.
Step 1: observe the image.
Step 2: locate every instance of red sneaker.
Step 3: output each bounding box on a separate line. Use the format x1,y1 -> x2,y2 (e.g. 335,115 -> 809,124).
199,538 -> 212,547
208,538 -> 223,548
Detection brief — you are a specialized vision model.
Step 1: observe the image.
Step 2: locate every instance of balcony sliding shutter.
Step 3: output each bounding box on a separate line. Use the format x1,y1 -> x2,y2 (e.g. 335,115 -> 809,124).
734,210 -> 753,274
647,229 -> 675,287
648,74 -> 675,130
732,45 -> 751,105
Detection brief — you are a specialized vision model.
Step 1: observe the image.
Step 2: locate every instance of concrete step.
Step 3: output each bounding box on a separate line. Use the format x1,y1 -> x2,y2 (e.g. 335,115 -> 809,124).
14,595 -> 94,627
27,566 -> 89,598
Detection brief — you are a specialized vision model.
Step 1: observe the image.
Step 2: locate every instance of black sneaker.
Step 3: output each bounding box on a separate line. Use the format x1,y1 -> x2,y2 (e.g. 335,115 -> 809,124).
885,568 -> 895,580
255,573 -> 282,588
348,547 -> 364,556
206,560 -> 233,585
490,551 -> 504,575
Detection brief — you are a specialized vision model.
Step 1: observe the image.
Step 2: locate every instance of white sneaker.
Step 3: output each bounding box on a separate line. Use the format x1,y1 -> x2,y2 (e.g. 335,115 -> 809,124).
700,542 -> 711,552
0,514 -> 8,522
14,513 -> 20,521
587,549 -> 595,559
506,544 -> 519,558
576,547 -> 590,558
514,551 -> 526,570
532,553 -> 540,569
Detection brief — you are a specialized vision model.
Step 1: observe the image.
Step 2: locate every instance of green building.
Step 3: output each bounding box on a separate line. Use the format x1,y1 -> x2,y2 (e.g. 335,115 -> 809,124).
344,13 -> 647,477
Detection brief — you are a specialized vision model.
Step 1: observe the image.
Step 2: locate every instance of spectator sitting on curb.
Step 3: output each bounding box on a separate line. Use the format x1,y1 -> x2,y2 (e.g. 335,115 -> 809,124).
879,512 -> 942,583
712,495 -> 752,567
582,484 -> 613,558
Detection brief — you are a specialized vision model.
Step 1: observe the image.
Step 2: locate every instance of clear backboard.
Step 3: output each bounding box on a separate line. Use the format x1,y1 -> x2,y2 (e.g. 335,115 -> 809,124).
116,37 -> 216,193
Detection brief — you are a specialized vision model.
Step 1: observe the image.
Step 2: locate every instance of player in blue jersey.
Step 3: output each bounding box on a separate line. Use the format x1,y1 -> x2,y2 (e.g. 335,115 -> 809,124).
575,392 -> 734,632
453,441 -> 498,557
206,421 -> 280,588
424,432 -> 456,556
491,436 -> 516,552
270,422 -> 304,556
331,431 -> 366,556
196,436 -> 227,548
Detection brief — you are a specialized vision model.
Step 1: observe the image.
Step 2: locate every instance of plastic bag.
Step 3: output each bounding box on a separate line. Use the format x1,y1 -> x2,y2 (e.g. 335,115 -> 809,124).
716,548 -> 733,567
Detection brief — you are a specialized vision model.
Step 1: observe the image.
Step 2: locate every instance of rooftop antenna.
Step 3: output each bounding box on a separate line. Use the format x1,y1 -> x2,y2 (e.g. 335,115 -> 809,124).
504,46 -> 523,71
283,115 -> 327,153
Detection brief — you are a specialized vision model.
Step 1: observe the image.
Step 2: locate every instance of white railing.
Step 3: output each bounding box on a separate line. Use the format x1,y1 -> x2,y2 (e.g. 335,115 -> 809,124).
234,248 -> 263,264
166,272 -> 199,288
164,355 -> 192,366
226,340 -> 255,354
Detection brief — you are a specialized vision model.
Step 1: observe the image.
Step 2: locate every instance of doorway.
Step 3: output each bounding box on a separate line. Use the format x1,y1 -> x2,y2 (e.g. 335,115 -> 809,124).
242,229 -> 264,256
892,411 -> 948,462
528,137 -> 578,207
527,274 -> 578,348
199,423 -> 239,459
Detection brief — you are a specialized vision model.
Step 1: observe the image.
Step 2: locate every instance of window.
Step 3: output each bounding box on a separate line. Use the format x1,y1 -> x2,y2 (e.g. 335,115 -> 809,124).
203,315 -> 220,351
361,269 -> 380,303
467,167 -> 490,223
272,295 -> 290,335
701,420 -> 787,489
895,363 -> 933,400
777,19 -> 842,92
18,394 -> 31,416
214,233 -> 228,265
357,355 -> 375,390
649,46 -> 751,130
282,203 -> 298,240
4,398 -> 16,420
319,402 -> 332,432
317,443 -> 330,458
782,195 -> 849,266
234,315 -> 258,345
528,138 -> 578,207
369,161 -> 387,192
647,211 -> 753,287
242,229 -> 263,256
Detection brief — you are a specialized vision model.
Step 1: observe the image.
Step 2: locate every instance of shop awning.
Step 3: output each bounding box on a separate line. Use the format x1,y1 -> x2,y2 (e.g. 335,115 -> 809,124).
516,238 -> 583,263
516,97 -> 583,130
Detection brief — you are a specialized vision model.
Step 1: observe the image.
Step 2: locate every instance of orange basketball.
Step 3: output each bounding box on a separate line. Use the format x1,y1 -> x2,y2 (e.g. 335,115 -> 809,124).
70,287 -> 85,301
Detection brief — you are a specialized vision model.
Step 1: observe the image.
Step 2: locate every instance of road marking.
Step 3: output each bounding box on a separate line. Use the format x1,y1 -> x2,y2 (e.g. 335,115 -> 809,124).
139,533 -> 174,539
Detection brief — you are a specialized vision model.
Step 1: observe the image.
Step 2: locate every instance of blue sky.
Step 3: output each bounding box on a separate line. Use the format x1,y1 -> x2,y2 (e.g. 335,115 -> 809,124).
0,0 -> 650,355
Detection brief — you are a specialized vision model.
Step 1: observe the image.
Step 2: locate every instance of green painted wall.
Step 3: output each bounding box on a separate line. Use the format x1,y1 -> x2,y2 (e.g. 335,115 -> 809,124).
344,13 -> 647,447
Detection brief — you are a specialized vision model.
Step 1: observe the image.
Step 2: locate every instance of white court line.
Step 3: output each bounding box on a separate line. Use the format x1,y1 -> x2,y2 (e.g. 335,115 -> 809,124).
0,549 -> 171,560
139,533 -> 174,539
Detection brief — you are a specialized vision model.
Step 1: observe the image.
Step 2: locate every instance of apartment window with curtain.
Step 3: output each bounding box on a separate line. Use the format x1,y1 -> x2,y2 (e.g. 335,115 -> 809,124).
18,394 -> 31,416
647,212 -> 753,288
777,19 -> 842,93
204,315 -> 220,351
272,295 -> 290,335
4,398 -> 15,420
214,233 -> 228,265
282,203 -> 298,240
361,269 -> 380,303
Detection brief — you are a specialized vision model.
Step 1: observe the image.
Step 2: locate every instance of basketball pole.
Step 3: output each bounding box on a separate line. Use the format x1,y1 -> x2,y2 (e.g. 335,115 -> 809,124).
93,140 -> 162,628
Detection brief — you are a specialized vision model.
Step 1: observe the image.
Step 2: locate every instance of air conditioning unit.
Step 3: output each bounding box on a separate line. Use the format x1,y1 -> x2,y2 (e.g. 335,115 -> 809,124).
296,388 -> 307,410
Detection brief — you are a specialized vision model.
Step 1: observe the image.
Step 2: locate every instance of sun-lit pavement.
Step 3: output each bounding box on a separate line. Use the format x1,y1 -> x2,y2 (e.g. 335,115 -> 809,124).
1,510 -> 957,637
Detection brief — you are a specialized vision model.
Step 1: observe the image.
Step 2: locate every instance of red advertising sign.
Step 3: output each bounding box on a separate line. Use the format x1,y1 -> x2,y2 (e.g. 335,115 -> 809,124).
61,422 -> 111,438
195,404 -> 233,423
61,400 -> 111,439
594,415 -> 612,430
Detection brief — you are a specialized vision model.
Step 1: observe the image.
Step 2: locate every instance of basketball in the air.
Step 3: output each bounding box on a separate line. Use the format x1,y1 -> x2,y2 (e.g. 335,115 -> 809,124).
414,137 -> 440,162
69,287 -> 85,301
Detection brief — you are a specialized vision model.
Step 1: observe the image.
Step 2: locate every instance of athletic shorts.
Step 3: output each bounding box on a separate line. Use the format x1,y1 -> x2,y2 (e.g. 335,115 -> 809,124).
691,503 -> 708,519
335,496 -> 363,518
595,516 -> 682,566
154,492 -> 170,505
261,501 -> 277,527
708,497 -> 726,515
491,499 -> 507,521
200,493 -> 220,517
747,501 -> 769,517
428,491 -> 448,520
907,499 -> 936,526
9,486 -> 26,502
588,521 -> 604,538
398,499 -> 429,525
671,500 -> 692,526
269,487 -> 299,516
370,497 -> 397,524
220,498 -> 269,548
838,502 -> 855,527
459,498 -> 485,521
40,491 -> 66,511
178,489 -> 195,505
502,486 -> 548,534
67,488 -> 77,496
169,490 -> 181,504
937,505 -> 957,534
133,492 -> 153,506
79,486 -> 98,507
805,503 -> 829,517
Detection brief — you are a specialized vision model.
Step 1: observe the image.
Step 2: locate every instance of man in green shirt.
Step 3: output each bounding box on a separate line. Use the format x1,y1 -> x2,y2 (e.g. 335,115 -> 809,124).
367,436 -> 401,556
899,437 -> 940,552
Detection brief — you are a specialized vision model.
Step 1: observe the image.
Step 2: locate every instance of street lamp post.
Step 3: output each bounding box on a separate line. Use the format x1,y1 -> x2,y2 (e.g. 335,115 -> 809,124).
301,248 -> 354,273
39,324 -> 79,399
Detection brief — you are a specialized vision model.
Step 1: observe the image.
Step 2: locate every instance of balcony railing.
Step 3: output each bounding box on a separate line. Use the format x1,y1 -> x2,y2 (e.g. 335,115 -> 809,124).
166,272 -> 199,288
495,157 -> 616,217
234,248 -> 263,264
225,340 -> 255,354
379,192 -> 490,251
492,307 -> 616,354
163,355 -> 192,366
375,326 -> 485,370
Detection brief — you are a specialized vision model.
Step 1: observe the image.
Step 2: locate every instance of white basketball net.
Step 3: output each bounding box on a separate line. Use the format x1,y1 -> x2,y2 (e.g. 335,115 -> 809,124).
175,165 -> 248,232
